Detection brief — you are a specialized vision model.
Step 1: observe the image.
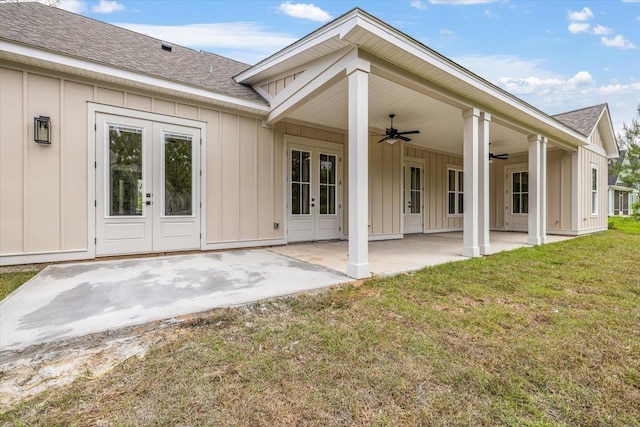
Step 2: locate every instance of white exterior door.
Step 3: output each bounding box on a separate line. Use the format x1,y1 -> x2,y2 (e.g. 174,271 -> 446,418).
403,162 -> 424,234
287,143 -> 342,242
96,113 -> 201,256
505,167 -> 529,231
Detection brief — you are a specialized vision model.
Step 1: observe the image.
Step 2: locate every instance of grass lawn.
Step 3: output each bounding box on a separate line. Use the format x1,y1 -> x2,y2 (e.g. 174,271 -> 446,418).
2,230 -> 639,425
0,271 -> 36,301
609,215 -> 640,234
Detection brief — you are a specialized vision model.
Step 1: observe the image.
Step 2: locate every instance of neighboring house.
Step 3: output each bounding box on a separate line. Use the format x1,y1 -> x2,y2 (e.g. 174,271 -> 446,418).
0,3 -> 619,278
608,150 -> 639,216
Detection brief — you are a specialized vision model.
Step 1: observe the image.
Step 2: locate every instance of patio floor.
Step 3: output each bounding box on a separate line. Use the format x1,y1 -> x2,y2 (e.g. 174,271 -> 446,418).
269,231 -> 573,276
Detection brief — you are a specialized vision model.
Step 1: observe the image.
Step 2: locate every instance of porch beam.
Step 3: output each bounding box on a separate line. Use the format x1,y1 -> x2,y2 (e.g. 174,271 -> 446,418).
346,57 -> 371,279
479,112 -> 491,255
462,108 -> 480,257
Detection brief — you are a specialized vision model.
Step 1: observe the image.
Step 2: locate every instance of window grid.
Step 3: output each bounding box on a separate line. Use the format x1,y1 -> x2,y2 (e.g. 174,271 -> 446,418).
591,165 -> 598,215
447,168 -> 463,215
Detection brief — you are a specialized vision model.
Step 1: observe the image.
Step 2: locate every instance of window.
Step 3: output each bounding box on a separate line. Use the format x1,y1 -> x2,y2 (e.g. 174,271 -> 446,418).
591,165 -> 598,215
319,153 -> 336,215
512,172 -> 529,214
447,168 -> 463,215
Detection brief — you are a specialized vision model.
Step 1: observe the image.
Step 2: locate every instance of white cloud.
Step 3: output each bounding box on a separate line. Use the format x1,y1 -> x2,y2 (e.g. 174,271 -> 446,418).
411,1 -> 427,10
440,29 -> 454,34
113,22 -> 298,64
454,54 -> 639,133
568,22 -> 590,34
276,2 -> 332,22
601,35 -> 637,49
484,9 -> 498,18
58,0 -> 87,13
428,0 -> 501,4
592,24 -> 613,35
567,7 -> 594,22
92,0 -> 124,14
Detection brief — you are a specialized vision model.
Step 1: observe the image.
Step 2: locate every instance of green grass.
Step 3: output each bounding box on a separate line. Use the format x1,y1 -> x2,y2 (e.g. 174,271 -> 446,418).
2,230 -> 640,426
609,215 -> 640,234
0,271 -> 36,301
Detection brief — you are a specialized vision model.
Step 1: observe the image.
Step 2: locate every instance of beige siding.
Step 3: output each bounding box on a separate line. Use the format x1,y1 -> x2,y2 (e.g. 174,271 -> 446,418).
405,146 -> 463,231
0,63 -> 284,259
260,71 -> 303,97
369,136 -> 401,236
0,68 -> 24,254
590,127 -> 605,148
545,149 -> 573,232
578,146 -> 608,230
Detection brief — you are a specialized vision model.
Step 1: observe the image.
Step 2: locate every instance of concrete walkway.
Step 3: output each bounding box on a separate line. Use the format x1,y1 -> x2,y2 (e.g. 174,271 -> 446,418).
0,250 -> 348,351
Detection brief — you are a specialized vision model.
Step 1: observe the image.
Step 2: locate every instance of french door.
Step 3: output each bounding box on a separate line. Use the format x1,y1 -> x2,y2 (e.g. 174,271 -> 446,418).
287,144 -> 342,242
505,168 -> 529,231
96,113 -> 201,256
403,162 -> 424,234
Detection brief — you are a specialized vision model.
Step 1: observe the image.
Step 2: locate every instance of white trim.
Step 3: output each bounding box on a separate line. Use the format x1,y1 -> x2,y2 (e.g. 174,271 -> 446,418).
583,143 -> 608,157
423,228 -> 463,234
591,163 -> 599,216
369,233 -> 403,241
548,226 -> 607,236
1,250 -> 91,266
446,165 -> 464,217
202,238 -> 286,251
284,134 -> 344,152
1,41 -> 270,115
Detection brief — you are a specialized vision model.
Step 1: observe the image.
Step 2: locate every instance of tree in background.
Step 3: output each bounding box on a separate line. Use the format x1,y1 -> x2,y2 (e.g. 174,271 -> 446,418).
610,105 -> 640,218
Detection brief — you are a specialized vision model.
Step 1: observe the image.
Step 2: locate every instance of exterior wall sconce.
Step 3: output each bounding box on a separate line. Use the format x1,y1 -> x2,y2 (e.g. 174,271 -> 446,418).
34,116 -> 51,144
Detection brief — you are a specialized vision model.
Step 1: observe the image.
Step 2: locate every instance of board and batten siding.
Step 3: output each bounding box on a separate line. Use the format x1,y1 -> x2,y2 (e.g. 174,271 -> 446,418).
404,146 -> 464,232
369,135 -> 402,237
576,129 -> 608,231
0,63 -> 283,261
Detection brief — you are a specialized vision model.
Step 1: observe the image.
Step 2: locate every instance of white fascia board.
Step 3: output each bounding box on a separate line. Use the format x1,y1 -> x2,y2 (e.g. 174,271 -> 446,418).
1,40 -> 270,115
342,13 -> 588,147
590,106 -> 619,159
234,10 -> 358,84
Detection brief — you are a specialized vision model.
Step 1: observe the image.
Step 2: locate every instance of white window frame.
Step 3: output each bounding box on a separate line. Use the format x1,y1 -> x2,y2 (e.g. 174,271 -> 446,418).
591,164 -> 598,216
447,167 -> 464,217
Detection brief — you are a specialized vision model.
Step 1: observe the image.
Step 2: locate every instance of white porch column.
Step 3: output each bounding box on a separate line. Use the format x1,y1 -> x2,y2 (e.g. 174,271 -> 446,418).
528,134 -> 542,245
478,112 -> 491,255
462,108 -> 480,257
540,137 -> 548,244
346,58 -> 371,279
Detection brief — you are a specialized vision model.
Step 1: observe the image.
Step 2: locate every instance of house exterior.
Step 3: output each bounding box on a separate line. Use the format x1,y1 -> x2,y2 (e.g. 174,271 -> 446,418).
0,3 -> 619,278
608,150 -> 639,216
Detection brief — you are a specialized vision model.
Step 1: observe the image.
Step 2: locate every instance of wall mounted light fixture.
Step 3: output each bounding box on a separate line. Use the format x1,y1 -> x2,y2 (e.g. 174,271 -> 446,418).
34,116 -> 51,144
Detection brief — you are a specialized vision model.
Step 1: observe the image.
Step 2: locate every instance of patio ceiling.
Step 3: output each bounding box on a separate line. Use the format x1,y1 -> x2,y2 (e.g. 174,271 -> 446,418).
286,73 -> 531,156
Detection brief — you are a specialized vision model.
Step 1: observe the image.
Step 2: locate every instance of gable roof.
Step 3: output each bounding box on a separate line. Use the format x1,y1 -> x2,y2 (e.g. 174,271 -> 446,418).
0,2 -> 265,105
553,103 -> 619,158
553,104 -> 607,136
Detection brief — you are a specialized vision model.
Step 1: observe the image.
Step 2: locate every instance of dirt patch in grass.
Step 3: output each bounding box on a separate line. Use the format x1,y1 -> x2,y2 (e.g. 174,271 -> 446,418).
1,231 -> 639,425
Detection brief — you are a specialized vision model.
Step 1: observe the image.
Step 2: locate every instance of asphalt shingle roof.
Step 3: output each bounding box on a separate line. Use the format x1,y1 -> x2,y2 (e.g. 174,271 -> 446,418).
552,104 -> 606,137
609,150 -> 627,185
0,2 -> 266,104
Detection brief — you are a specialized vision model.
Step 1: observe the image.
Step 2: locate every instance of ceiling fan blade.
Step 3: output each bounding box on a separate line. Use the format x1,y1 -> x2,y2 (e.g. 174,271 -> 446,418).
397,130 -> 420,135
378,136 -> 389,143
398,135 -> 411,142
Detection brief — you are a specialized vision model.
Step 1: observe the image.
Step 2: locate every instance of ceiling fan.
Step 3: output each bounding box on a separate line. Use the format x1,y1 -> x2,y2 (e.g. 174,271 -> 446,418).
489,144 -> 508,161
378,114 -> 420,144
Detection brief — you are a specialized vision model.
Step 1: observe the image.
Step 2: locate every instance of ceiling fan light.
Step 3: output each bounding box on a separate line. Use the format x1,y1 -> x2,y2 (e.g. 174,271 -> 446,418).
387,138 -> 397,145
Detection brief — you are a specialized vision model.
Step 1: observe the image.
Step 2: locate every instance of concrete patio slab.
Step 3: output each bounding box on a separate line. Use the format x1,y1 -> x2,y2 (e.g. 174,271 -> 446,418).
0,250 -> 348,352
269,231 -> 573,276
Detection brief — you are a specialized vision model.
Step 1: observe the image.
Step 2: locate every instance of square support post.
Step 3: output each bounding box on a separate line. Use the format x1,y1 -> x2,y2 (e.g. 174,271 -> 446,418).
346,58 -> 371,279
462,108 -> 480,257
528,134 -> 542,245
478,112 -> 491,255
541,137 -> 548,244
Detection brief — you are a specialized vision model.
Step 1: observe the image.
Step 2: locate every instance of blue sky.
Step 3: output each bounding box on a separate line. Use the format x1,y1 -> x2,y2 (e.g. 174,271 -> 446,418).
56,0 -> 639,134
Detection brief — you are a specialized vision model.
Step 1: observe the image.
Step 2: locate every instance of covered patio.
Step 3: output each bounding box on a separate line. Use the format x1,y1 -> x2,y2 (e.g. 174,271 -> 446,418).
270,231 -> 573,277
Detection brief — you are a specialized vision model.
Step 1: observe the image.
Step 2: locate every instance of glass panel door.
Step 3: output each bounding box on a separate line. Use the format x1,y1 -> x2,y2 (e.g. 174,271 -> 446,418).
108,125 -> 144,216
291,149 -> 311,215
163,133 -> 193,216
319,153 -> 336,215
512,171 -> 529,214
410,166 -> 421,214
